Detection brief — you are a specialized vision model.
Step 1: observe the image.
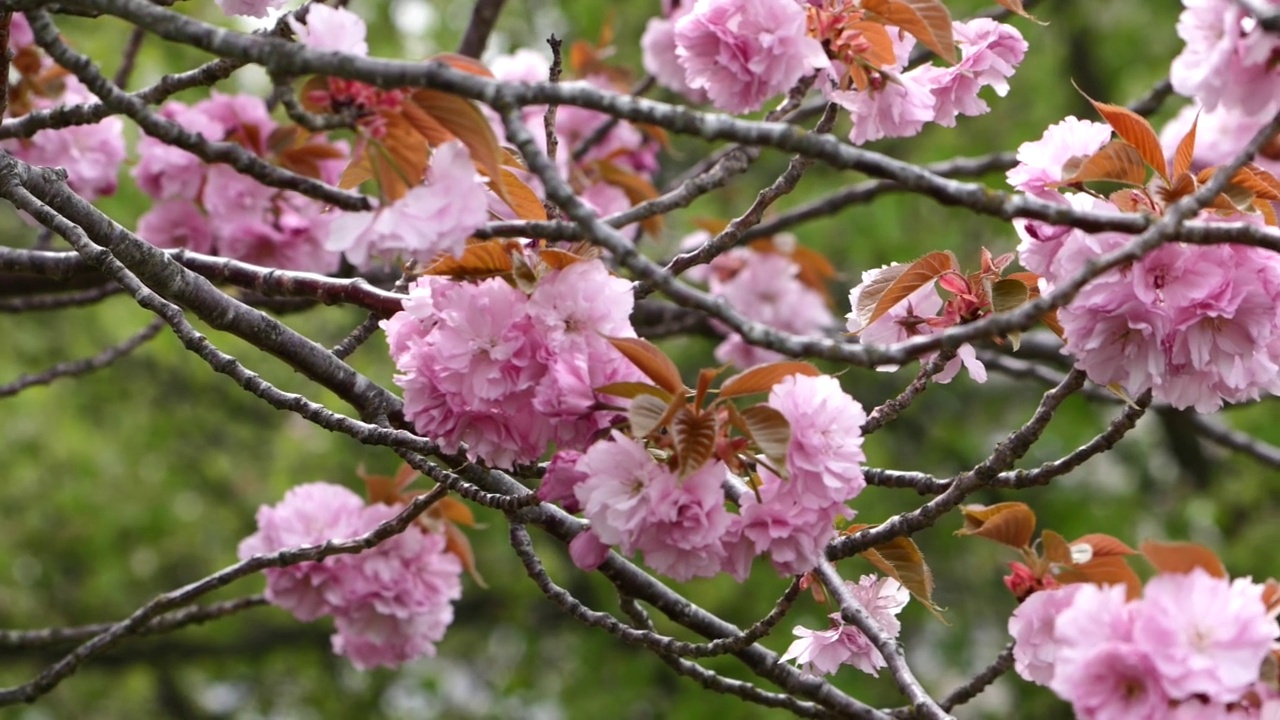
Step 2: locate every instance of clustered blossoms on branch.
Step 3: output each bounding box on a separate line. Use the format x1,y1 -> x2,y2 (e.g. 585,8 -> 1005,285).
133,94 -> 349,273
382,252 -> 643,470
1,13 -> 124,202
550,370 -> 868,582
780,574 -> 909,678
1009,570 -> 1280,718
237,482 -> 464,670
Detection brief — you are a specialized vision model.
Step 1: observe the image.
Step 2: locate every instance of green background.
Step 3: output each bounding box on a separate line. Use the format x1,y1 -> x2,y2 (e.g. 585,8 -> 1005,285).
4,1 -> 1270,718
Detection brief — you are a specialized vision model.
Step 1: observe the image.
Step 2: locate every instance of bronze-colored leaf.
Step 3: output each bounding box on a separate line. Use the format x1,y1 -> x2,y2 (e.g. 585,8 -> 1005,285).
400,98 -> 454,146
338,147 -> 374,190
694,367 -> 720,409
1057,555 -> 1142,599
1140,539 -> 1227,578
865,251 -> 957,328
851,262 -> 908,330
441,520 -> 487,588
1073,533 -> 1137,557
862,0 -> 956,62
433,495 -> 477,527
990,0 -> 1042,22
1063,140 -> 1148,186
1041,529 -> 1073,565
410,89 -> 508,202
358,464 -> 400,505
594,381 -> 672,403
718,362 -> 822,400
593,161 -> 663,237
298,75 -> 332,114
606,337 -> 687,395
368,112 -> 430,201
493,167 -> 547,222
1080,89 -> 1168,179
428,52 -> 496,78
1254,198 -> 1279,227
628,393 -> 670,438
738,404 -> 791,470
672,406 -> 718,478
423,239 -> 513,278
1173,111 -> 1199,178
990,277 -> 1030,315
955,502 -> 1036,549
859,535 -> 947,623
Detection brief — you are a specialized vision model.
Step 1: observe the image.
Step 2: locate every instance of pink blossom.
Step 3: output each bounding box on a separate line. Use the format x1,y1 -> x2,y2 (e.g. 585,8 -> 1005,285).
766,374 -> 866,509
215,0 -> 285,18
1052,643 -> 1170,720
136,200 -> 213,255
1170,0 -> 1280,117
327,141 -> 490,268
569,529 -> 612,572
632,460 -> 733,581
132,103 -> 222,201
1006,116 -> 1114,197
236,483 -> 368,621
578,181 -> 633,217
4,111 -> 125,201
641,14 -> 710,104
709,247 -> 834,369
1160,102 -> 1280,177
8,13 -> 32,52
288,4 -> 369,56
780,575 -> 910,677
193,93 -> 276,152
829,66 -> 941,145
215,194 -> 342,274
674,0 -> 830,114
201,164 -> 276,221
573,433 -> 671,550
1008,584 -> 1085,684
728,473 -> 845,577
332,605 -> 454,670
929,19 -> 1027,127
1133,569 -> 1276,703
538,450 -> 587,513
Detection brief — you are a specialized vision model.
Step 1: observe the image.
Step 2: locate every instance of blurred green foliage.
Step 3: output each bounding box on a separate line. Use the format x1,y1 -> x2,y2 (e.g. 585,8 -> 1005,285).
7,0 -> 1274,718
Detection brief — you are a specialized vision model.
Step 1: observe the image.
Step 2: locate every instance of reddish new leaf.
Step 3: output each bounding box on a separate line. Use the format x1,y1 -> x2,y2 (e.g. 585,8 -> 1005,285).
1073,533 -> 1137,557
864,251 -> 957,328
1140,539 -> 1227,578
429,52 -> 496,78
606,337 -> 686,395
441,520 -> 487,588
494,167 -> 547,222
862,0 -> 956,62
857,534 -> 947,622
1081,90 -> 1168,179
628,393 -> 671,438
423,240 -> 514,278
594,381 -> 672,403
991,0 -> 1041,21
1041,530 -> 1073,566
672,406 -> 718,478
1057,555 -> 1142,599
851,262 -> 908,330
1254,198 -> 1279,227
718,362 -> 821,400
738,404 -> 791,470
593,161 -> 664,237
956,502 -> 1036,549
1064,140 -> 1149,186
1172,112 -> 1199,178
410,88 -> 508,202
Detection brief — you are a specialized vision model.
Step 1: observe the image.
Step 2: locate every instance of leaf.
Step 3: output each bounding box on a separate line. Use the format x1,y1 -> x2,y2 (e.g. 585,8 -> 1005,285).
862,0 -> 956,63
358,464 -> 400,505
989,277 -> 1030,315
628,393 -> 671,438
368,112 -> 431,201
494,168 -> 547,222
1173,111 -> 1199,178
1063,140 -> 1149,186
338,147 -> 374,190
1140,539 -> 1227,578
858,535 -> 947,623
399,98 -> 454,146
410,88 -> 508,202
1072,533 -> 1137,557
1254,198 -> 1279,226
671,407 -> 717,478
606,337 -> 686,395
428,52 -> 496,78
1056,555 -> 1142,599
1040,530 -> 1073,565
1079,88 -> 1168,179
434,495 -> 476,527
990,0 -> 1042,22
423,240 -> 514,278
851,263 -> 908,330
593,161 -> 663,236
441,520 -> 487,588
865,251 -> 957,328
718,362 -> 821,400
738,404 -> 791,470
955,502 -> 1036,548
594,381 -> 671,403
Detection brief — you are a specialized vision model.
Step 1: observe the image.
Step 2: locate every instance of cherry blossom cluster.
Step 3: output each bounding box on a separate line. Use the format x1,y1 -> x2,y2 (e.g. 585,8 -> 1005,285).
132,93 -> 349,274
381,256 -> 643,469
1008,570 -> 1280,719
544,373 -> 868,581
642,0 -> 1026,145
681,232 -> 836,369
237,483 -> 464,670
1010,118 -> 1280,411
779,574 -> 909,678
1,13 -> 125,202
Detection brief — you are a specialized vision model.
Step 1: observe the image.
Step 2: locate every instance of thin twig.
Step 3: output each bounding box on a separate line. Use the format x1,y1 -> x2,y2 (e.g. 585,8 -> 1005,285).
0,317 -> 163,398
0,596 -> 269,650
